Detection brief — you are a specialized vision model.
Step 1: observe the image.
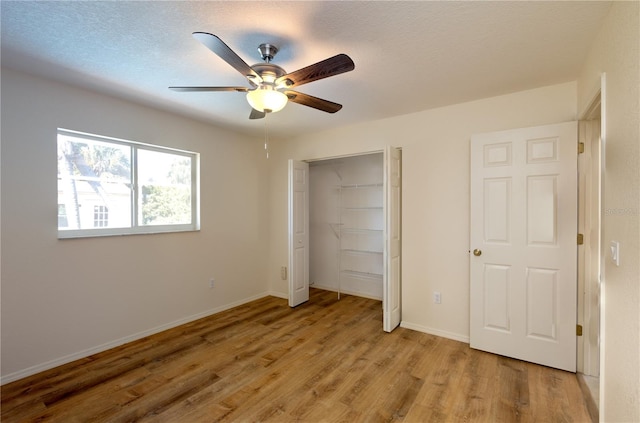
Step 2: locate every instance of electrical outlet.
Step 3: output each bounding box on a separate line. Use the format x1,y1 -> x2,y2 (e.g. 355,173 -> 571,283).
434,291 -> 441,304
281,266 -> 287,280
209,278 -> 215,288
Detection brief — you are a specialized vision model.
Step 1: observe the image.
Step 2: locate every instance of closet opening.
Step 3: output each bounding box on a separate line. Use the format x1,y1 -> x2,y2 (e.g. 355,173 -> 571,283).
309,153 -> 384,301
288,147 -> 401,331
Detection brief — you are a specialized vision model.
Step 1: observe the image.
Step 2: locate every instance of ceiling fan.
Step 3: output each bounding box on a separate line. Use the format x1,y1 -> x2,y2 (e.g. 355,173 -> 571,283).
169,32 -> 355,119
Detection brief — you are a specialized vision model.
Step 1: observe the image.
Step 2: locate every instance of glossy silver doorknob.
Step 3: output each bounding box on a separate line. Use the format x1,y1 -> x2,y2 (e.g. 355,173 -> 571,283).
473,249 -> 482,256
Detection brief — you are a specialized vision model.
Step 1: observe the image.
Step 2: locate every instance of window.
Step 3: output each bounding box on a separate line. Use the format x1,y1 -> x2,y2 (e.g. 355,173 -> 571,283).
93,205 -> 109,227
57,129 -> 199,238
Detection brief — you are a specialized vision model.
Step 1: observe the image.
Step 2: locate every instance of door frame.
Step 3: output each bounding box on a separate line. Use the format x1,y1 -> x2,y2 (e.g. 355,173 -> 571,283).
577,91 -> 603,378
576,74 -> 606,420
287,149 -> 402,331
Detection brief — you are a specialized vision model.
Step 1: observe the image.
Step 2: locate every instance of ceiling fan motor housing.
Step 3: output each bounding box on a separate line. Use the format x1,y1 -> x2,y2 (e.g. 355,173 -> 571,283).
258,43 -> 278,62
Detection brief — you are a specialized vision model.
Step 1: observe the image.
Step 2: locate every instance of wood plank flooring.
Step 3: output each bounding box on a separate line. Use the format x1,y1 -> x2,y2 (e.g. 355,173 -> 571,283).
1,288 -> 592,422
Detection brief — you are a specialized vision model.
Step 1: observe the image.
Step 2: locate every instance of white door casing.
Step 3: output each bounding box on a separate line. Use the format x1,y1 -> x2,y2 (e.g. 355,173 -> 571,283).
288,160 -> 309,307
470,122 -> 578,372
383,146 -> 401,332
578,118 -> 601,377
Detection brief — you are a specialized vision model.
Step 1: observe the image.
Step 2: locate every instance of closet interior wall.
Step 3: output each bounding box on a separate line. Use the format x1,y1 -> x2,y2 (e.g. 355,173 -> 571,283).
309,153 -> 383,300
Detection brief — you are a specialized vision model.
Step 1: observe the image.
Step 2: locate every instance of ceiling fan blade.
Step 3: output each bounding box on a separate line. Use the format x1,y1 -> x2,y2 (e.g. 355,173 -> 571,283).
169,86 -> 249,92
276,54 -> 354,88
192,32 -> 262,83
284,90 -> 343,113
249,108 -> 266,120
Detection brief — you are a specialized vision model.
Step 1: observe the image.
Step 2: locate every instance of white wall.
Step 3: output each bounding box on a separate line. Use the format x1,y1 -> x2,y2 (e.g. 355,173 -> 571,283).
0,68 -> 270,382
268,82 -> 577,342
577,2 -> 640,421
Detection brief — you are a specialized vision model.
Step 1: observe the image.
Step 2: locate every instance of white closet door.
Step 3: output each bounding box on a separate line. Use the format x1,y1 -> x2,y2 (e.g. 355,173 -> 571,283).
383,146 -> 401,332
288,160 -> 309,307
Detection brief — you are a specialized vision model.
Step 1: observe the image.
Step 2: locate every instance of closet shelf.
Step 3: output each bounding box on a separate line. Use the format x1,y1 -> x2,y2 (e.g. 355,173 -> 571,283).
342,228 -> 383,234
341,249 -> 383,255
340,270 -> 383,280
341,228 -> 383,233
335,172 -> 384,299
329,225 -> 383,239
340,183 -> 383,189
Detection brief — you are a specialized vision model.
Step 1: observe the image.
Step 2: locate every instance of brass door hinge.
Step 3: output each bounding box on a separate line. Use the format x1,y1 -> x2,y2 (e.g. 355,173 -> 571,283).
577,234 -> 584,245
578,142 -> 585,154
577,325 -> 583,336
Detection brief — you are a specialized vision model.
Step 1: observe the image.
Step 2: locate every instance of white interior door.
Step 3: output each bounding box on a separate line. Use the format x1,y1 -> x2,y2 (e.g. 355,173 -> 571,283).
383,146 -> 401,332
470,122 -> 578,372
288,160 -> 309,307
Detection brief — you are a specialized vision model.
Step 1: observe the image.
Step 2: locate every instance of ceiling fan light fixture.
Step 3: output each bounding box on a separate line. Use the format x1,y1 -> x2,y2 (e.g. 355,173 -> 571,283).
246,88 -> 288,113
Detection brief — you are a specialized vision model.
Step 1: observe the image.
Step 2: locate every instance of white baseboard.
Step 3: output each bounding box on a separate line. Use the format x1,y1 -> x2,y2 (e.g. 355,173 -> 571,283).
1,291 -> 276,385
400,321 -> 470,344
311,284 -> 382,301
267,290 -> 288,299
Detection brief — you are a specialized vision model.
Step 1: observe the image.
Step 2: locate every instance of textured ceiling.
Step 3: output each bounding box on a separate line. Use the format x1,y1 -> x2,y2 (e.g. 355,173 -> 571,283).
1,1 -> 611,139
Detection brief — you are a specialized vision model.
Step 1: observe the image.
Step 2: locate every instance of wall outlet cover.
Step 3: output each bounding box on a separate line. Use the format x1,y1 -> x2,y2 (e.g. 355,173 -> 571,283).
610,241 -> 620,266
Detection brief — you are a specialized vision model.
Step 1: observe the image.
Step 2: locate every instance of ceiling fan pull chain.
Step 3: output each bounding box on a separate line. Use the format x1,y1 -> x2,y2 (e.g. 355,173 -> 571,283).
264,112 -> 269,159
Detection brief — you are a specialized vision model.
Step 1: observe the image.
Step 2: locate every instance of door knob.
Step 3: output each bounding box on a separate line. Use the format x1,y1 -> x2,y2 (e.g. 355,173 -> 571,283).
473,249 -> 482,256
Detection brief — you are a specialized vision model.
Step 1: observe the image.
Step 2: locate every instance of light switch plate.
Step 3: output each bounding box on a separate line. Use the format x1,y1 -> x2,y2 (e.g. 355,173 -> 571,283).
610,241 -> 620,266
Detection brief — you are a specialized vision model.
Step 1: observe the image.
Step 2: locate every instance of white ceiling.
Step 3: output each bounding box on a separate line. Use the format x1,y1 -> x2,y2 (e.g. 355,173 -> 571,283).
1,1 -> 611,139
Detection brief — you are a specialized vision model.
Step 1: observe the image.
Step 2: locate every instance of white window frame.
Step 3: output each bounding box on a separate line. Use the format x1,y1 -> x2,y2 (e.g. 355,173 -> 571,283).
58,128 -> 200,239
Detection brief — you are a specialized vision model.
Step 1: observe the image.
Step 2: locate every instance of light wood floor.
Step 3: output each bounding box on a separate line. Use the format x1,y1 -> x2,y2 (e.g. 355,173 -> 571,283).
2,288 -> 592,422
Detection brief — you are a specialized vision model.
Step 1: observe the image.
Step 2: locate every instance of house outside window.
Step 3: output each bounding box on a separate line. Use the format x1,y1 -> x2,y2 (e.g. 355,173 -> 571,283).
57,129 -> 199,238
58,204 -> 68,228
93,205 -> 109,227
